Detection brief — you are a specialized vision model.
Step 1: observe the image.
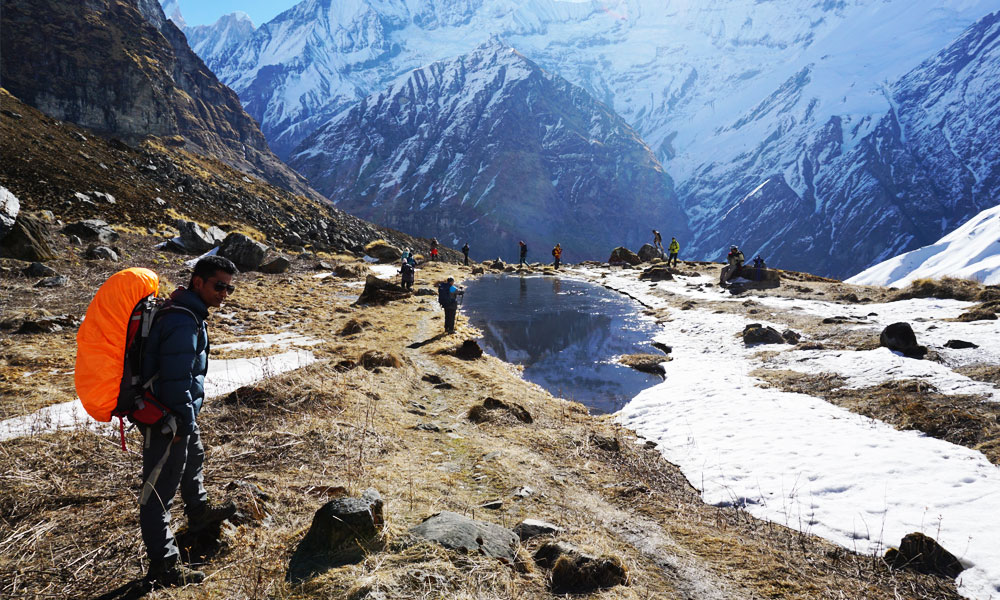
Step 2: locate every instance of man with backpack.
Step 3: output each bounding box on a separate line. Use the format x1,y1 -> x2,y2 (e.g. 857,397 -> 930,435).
140,255 -> 238,587
518,241 -> 527,268
462,242 -> 470,266
667,237 -> 680,267
552,243 -> 562,269
437,277 -> 463,333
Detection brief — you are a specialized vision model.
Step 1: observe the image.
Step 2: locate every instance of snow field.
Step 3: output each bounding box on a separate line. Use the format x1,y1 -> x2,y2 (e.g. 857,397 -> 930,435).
574,266 -> 1000,600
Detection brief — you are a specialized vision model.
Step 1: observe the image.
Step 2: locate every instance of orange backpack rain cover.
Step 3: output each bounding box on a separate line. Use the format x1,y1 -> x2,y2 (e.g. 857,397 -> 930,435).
75,268 -> 159,422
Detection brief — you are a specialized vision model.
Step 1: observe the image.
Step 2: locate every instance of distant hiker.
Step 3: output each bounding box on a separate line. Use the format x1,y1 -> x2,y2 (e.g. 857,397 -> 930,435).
552,243 -> 562,269
462,242 -> 470,266
752,255 -> 766,281
653,230 -> 663,253
400,260 -> 415,289
518,241 -> 527,267
437,277 -> 463,333
720,245 -> 745,285
667,237 -> 680,267
140,256 -> 238,587
430,238 -> 439,261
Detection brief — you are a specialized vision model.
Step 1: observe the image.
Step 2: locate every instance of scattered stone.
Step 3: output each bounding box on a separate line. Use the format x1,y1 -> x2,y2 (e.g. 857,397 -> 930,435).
0,186 -> 19,241
590,433 -> 620,452
838,292 -> 861,303
364,239 -> 402,263
534,541 -> 629,594
259,256 -> 291,274
16,314 -> 79,334
471,266 -> 485,274
651,342 -> 672,355
62,219 -> 118,244
636,243 -> 661,262
333,263 -> 367,278
956,309 -> 997,322
680,300 -> 697,310
339,319 -> 371,336
22,262 -> 56,277
421,374 -> 445,385
358,350 -> 402,370
286,489 -> 385,583
879,322 -> 927,358
218,233 -> 268,271
608,246 -> 642,266
1,214 -> 57,261
453,339 -> 484,360
407,511 -> 519,564
85,245 -> 119,261
944,339 -> 979,350
638,266 -> 674,282
415,287 -> 435,296
885,532 -> 965,579
415,423 -> 441,432
283,232 -> 303,246
490,258 -> 506,270
355,274 -> 411,305
513,519 -> 563,541
618,353 -> 668,377
796,341 -> 826,351
512,486 -> 535,499
742,324 -> 785,345
781,329 -> 801,344
176,220 -> 225,254
67,235 -> 82,246
480,499 -> 503,510
468,397 -> 533,424
34,275 -> 69,288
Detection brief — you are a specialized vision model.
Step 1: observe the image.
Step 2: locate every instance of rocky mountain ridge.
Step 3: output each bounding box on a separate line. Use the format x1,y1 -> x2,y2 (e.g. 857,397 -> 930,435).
288,39 -> 688,261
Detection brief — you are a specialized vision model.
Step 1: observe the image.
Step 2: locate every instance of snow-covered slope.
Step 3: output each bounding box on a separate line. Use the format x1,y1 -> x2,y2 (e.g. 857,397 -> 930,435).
181,0 -> 1000,277
847,204 -> 1000,287
289,38 -> 687,260
183,12 -> 256,62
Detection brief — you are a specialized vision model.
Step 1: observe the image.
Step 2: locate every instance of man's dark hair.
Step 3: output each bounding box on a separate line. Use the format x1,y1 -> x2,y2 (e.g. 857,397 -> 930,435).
190,255 -> 237,287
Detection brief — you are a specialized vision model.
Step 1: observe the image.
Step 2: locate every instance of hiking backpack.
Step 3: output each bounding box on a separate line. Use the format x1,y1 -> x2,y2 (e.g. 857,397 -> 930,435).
437,281 -> 452,306
76,268 -> 196,448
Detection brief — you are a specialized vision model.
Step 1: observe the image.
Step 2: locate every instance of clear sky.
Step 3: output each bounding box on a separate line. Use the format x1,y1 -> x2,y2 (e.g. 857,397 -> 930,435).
176,1 -> 298,27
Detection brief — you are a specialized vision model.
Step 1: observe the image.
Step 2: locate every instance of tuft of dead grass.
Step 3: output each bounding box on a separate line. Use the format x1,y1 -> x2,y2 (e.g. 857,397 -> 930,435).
890,276 -> 985,302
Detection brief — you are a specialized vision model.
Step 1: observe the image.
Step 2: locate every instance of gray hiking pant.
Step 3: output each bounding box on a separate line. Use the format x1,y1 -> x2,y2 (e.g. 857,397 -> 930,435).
139,424 -> 208,564
444,303 -> 458,332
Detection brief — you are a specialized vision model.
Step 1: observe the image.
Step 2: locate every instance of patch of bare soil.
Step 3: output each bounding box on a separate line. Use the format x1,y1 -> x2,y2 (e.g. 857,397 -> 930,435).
0,242 -> 965,600
756,370 -> 1000,465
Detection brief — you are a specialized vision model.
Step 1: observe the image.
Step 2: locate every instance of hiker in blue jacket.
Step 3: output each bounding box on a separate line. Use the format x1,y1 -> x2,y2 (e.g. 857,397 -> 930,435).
438,277 -> 463,333
139,255 -> 238,587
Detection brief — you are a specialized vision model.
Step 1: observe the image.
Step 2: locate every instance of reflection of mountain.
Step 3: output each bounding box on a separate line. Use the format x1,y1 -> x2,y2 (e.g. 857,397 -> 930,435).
479,311 -> 613,364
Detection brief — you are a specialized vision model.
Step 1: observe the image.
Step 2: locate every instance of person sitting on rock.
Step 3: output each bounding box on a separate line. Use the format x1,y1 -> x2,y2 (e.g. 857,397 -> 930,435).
720,245 -> 745,285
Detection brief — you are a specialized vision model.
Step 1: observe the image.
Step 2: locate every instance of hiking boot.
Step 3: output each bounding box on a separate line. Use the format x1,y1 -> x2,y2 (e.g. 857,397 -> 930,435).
187,500 -> 237,533
146,558 -> 205,587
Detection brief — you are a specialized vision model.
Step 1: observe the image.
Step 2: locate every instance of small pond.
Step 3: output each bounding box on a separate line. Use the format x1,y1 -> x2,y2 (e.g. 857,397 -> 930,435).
460,274 -> 663,413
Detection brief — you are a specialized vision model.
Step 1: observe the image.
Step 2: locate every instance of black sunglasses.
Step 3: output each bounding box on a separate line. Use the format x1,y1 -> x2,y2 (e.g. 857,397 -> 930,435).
212,281 -> 236,293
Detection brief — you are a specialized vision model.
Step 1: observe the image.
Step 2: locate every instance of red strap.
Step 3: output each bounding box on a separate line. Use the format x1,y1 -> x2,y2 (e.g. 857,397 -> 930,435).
119,417 -> 127,452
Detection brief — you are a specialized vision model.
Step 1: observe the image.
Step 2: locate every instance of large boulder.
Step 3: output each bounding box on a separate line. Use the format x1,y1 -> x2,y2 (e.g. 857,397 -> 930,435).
742,324 -> 786,345
0,186 -> 19,241
885,532 -> 965,579
176,221 -> 226,254
259,256 -> 291,274
408,511 -> 519,564
638,266 -> 674,282
879,322 -> 927,358
364,239 -> 402,263
287,489 -> 385,583
354,275 -> 411,305
636,243 -> 661,262
1,214 -> 57,261
218,233 -> 267,271
62,219 -> 119,244
608,246 -> 641,266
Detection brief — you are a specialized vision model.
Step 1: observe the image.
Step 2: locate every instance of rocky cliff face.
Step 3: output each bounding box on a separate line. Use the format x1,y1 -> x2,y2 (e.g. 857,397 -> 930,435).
0,0 -> 321,203
289,39 -> 687,261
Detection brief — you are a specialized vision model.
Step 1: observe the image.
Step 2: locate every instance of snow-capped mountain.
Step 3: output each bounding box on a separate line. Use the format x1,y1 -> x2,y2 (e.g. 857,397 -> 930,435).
180,0 -> 1000,277
847,203 -> 1000,287
289,39 -> 687,260
183,12 -> 256,62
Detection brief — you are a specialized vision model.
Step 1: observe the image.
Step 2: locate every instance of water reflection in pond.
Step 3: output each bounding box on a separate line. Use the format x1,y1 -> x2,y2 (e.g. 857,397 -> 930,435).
461,274 -> 663,413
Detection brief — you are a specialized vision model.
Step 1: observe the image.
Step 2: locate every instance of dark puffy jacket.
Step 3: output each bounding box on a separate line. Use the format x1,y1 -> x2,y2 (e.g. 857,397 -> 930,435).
142,288 -> 209,436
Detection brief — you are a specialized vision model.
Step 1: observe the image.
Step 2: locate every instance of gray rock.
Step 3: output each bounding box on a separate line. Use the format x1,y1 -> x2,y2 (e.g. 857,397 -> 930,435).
0,186 -> 20,241
16,314 -> 80,334
259,256 -> 291,274
415,288 -> 435,296
85,245 -> 119,261
286,488 -> 384,583
534,541 -> 629,593
742,324 -> 786,345
176,221 -> 223,254
407,511 -> 519,564
944,339 -> 978,349
638,266 -> 674,282
1,215 -> 57,261
283,232 -> 303,246
67,235 -> 82,246
34,275 -> 69,288
218,233 -> 267,271
636,243 -> 661,262
62,219 -> 118,244
608,246 -> 641,266
23,262 -> 57,277
781,329 -> 801,344
886,532 -> 965,579
513,519 -> 563,540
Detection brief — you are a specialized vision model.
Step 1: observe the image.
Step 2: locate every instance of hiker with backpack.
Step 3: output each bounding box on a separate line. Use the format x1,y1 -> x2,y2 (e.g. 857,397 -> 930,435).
400,259 -> 415,289
462,242 -> 470,266
430,238 -> 439,261
720,245 -> 745,286
653,230 -> 663,254
437,277 -> 463,333
667,237 -> 680,267
138,256 -> 238,586
518,241 -> 527,267
552,243 -> 562,269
